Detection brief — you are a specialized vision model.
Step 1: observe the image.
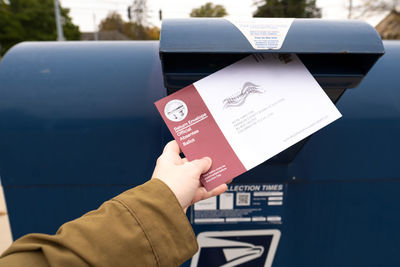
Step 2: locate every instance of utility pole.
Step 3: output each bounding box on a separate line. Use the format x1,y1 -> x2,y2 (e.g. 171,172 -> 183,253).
348,0 -> 353,19
93,13 -> 98,41
54,0 -> 65,41
128,6 -> 132,21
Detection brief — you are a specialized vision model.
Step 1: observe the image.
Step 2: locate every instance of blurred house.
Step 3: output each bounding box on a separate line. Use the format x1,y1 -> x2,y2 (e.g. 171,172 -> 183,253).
81,30 -> 130,41
375,10 -> 400,39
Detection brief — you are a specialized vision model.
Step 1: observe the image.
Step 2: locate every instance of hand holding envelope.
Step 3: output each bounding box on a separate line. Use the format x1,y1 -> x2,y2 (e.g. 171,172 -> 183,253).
152,140 -> 228,212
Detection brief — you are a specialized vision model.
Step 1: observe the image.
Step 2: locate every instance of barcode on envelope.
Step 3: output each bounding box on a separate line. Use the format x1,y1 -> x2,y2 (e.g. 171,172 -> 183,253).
236,193 -> 251,206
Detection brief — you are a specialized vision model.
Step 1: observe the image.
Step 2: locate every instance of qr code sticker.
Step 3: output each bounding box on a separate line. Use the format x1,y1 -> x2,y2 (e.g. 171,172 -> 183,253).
236,193 -> 251,206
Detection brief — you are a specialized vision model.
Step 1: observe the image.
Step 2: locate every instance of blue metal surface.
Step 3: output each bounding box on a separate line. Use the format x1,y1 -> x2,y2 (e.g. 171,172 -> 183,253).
188,181 -> 400,267
0,41 -> 166,187
160,18 -> 384,54
187,42 -> 400,266
0,40 -> 399,266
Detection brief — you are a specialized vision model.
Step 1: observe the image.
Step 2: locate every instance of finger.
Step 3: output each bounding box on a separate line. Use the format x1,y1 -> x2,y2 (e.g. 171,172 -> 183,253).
182,158 -> 189,163
190,157 -> 212,174
162,140 -> 182,161
191,184 -> 228,204
208,184 -> 228,197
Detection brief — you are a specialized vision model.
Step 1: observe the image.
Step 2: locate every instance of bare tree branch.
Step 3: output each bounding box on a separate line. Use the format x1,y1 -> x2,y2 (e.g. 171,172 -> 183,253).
354,0 -> 398,18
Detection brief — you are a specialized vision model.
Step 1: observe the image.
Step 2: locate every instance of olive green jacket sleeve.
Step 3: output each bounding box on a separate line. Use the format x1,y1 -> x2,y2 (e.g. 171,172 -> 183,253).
0,179 -> 198,267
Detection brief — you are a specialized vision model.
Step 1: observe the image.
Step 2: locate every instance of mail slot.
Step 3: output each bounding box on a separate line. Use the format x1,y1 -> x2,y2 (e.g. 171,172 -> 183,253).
159,18 -> 384,162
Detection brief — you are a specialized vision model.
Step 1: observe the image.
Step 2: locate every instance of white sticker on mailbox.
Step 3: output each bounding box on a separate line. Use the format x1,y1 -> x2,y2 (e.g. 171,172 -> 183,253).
190,183 -> 286,225
227,18 -> 294,50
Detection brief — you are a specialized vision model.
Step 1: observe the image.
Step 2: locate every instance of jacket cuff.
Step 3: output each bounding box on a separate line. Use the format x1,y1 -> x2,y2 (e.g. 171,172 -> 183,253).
114,179 -> 198,266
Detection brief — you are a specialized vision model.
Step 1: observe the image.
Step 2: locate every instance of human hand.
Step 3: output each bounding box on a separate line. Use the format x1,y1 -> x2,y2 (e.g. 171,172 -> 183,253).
152,140 -> 228,212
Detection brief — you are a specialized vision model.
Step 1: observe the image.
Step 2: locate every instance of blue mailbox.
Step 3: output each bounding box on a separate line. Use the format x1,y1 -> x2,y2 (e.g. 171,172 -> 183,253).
0,18 -> 399,267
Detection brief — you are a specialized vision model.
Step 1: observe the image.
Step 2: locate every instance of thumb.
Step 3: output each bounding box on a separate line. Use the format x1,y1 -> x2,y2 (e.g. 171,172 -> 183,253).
190,157 -> 212,175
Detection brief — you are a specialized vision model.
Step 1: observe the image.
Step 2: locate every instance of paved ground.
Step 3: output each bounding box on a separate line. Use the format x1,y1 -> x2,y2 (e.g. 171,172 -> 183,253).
0,182 -> 13,255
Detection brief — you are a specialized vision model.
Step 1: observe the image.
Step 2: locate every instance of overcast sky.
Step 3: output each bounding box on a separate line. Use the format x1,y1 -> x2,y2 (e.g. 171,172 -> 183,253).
59,0 -> 386,32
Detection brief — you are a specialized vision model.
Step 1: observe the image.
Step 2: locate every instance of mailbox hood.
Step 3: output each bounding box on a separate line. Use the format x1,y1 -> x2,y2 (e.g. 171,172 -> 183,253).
160,18 -> 384,54
159,18 -> 384,93
159,18 -> 385,163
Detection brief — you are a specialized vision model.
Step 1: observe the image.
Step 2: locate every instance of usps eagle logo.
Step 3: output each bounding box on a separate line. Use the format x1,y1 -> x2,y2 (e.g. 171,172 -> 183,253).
190,230 -> 281,267
223,82 -> 265,109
